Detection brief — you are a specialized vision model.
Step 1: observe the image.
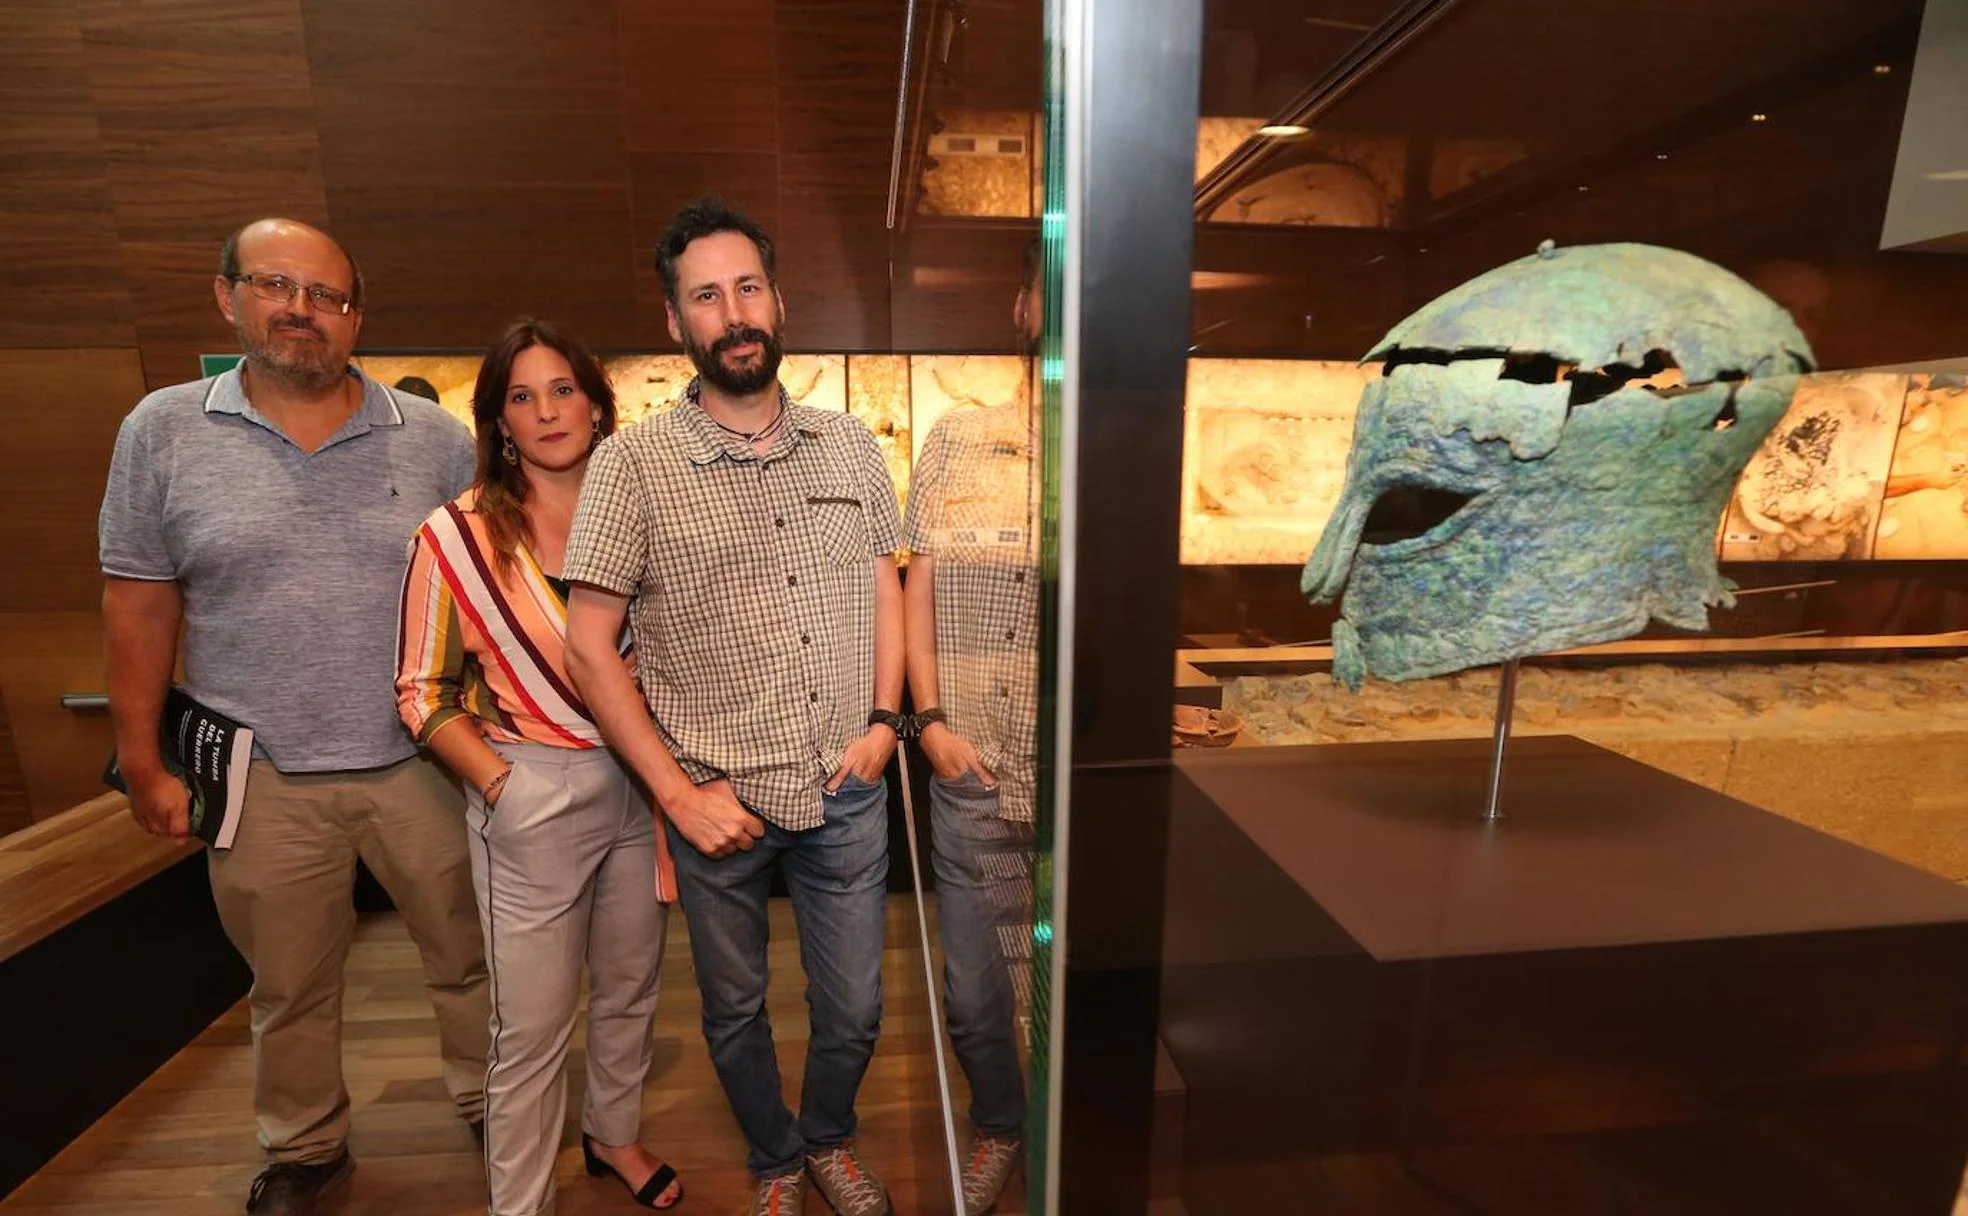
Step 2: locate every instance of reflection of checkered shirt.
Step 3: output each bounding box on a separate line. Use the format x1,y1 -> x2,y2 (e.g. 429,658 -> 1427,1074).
564,379 -> 901,831
902,404 -> 1040,822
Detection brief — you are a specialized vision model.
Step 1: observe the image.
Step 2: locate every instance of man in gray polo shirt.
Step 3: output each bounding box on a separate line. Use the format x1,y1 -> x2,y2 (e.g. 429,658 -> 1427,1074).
99,218 -> 490,1216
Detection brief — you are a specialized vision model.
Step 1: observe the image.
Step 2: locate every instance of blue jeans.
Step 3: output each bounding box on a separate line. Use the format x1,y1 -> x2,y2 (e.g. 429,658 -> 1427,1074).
664,773 -> 890,1178
930,772 -> 1033,1138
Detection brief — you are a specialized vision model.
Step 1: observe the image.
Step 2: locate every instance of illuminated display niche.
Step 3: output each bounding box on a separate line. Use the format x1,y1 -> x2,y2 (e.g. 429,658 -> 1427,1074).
350,352 -> 1968,565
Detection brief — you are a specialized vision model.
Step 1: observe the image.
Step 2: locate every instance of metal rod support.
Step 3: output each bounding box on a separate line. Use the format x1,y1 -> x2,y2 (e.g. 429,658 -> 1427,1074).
885,0 -> 923,230
894,745 -> 966,1208
1483,659 -> 1519,822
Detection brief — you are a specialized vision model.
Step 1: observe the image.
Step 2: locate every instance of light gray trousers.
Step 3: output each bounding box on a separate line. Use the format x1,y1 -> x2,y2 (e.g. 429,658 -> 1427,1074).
466,741 -> 668,1216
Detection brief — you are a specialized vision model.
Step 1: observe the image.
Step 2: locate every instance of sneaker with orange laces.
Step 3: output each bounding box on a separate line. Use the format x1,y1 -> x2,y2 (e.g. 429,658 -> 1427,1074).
748,1169 -> 806,1216
960,1134 -> 1021,1214
805,1142 -> 891,1216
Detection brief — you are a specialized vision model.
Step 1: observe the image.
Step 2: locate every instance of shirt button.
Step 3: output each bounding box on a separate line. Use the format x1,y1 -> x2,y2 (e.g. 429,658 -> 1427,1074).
809,691 -> 819,703
787,574 -> 798,586
775,517 -> 786,528
1004,628 -> 1016,641
1014,571 -> 1026,584
801,633 -> 812,645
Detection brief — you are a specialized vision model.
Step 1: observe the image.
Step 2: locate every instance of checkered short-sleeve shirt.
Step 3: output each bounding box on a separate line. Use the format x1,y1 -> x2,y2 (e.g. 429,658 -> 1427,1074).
902,403 -> 1040,822
564,380 -> 901,831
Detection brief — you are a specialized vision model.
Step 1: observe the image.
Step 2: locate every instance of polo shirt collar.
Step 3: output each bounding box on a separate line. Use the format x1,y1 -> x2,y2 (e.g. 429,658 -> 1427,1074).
203,362 -> 402,447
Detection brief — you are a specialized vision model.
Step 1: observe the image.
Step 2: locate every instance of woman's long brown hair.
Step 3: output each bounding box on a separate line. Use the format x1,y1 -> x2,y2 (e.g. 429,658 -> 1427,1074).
471,318 -> 618,577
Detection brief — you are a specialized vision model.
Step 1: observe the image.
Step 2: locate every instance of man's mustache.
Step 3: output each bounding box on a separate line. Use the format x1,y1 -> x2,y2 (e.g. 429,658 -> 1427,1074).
710,326 -> 774,357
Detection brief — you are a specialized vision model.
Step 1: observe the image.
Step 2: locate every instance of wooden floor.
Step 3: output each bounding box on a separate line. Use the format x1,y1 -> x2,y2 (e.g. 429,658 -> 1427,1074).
1,896 -> 1027,1215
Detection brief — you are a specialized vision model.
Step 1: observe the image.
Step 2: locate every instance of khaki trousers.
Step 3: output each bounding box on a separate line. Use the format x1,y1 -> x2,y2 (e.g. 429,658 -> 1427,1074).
208,753 -> 490,1164
469,742 -> 668,1216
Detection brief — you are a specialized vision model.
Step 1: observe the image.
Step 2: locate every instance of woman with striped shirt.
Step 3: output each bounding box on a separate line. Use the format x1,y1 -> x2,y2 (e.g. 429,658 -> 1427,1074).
395,319 -> 683,1213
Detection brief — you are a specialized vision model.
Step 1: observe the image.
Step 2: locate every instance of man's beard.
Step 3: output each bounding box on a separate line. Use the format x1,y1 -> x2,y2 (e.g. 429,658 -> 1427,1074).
239,317 -> 347,393
683,323 -> 784,397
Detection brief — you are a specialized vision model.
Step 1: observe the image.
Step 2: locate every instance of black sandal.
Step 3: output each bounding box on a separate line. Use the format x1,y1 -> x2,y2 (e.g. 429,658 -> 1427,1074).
582,1133 -> 683,1210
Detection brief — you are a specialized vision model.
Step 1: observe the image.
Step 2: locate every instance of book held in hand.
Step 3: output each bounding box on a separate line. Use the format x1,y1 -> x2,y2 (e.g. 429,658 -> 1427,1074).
103,687 -> 254,850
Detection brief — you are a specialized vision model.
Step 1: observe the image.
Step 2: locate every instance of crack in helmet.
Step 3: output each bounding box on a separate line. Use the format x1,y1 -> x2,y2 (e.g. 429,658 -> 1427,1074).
1302,242 -> 1814,689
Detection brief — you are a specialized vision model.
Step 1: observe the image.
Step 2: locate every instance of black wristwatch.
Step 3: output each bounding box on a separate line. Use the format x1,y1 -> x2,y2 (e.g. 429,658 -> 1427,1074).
911,707 -> 948,740
867,708 -> 907,737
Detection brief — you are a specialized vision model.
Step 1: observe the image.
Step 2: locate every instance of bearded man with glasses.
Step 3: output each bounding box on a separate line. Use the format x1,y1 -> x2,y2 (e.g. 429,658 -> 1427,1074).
98,218 -> 490,1215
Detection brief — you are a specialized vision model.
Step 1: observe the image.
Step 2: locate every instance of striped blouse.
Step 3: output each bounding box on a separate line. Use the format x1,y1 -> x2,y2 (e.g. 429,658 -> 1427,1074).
396,489 -> 675,896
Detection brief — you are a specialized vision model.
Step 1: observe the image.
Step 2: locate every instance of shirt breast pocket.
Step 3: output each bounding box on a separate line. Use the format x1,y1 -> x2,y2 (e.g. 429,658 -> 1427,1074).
806,486 -> 870,568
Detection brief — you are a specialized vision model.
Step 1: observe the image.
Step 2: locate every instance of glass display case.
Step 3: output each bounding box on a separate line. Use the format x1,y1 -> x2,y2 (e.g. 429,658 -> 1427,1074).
1030,0 -> 1968,1212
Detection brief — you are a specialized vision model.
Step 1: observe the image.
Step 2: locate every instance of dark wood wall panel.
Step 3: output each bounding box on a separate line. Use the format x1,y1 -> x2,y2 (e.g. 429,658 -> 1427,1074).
0,350 -> 145,822
75,0 -> 331,388
890,220 -> 1036,351
75,0 -> 330,244
619,2 -> 783,346
115,240 -> 238,389
0,349 -> 149,614
620,4 -> 781,157
0,1 -> 133,349
628,151 -> 783,345
0,692 -> 25,836
777,198 -> 894,351
2,0 -> 1020,374
774,0 -> 908,349
936,0 -> 1044,113
305,0 -> 641,351
0,612 -> 117,822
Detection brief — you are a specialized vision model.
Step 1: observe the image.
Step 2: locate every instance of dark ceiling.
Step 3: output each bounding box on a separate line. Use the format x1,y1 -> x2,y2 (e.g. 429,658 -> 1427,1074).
1189,0 -> 1963,369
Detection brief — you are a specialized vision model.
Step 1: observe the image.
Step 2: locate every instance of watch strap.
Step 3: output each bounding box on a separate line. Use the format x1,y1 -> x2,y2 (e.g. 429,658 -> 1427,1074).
909,707 -> 948,741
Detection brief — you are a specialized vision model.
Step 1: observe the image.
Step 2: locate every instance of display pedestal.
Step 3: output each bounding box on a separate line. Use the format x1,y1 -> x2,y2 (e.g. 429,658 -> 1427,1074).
1162,736 -> 1968,1214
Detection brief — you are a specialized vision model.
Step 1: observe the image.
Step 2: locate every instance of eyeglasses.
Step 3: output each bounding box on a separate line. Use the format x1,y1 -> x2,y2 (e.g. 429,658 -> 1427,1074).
229,272 -> 356,316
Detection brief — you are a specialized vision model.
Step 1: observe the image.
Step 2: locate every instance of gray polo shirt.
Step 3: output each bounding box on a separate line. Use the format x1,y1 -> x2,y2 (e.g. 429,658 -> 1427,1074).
99,365 -> 476,773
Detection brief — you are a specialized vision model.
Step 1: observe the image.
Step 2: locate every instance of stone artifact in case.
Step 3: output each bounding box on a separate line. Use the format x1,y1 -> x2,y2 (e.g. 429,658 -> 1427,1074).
1876,372 -> 1968,559
1720,371 -> 1903,561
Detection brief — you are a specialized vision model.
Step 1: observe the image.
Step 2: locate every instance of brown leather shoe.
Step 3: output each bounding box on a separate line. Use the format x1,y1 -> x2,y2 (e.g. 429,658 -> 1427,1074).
244,1151 -> 353,1214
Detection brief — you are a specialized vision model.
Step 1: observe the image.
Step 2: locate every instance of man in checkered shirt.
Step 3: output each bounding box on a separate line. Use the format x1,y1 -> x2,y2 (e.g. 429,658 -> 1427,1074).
562,199 -> 905,1216
900,242 -> 1042,1215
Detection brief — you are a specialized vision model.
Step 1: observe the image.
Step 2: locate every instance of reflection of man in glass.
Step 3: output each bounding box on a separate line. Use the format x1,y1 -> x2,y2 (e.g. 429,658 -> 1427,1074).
902,242 -> 1042,1212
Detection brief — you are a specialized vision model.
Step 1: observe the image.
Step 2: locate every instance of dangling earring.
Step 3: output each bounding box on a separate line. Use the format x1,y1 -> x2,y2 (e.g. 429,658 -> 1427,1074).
502,435 -> 518,466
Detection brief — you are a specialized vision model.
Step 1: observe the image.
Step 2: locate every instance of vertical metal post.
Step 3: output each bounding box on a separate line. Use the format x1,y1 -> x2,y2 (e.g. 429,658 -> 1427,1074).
885,0 -> 923,230
1483,659 -> 1520,822
893,745 -> 966,1210
1046,0 -> 1203,1211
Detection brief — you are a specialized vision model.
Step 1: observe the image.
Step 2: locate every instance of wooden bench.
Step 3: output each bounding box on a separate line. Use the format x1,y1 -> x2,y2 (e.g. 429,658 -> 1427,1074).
0,793 -> 195,963
0,795 -> 244,1198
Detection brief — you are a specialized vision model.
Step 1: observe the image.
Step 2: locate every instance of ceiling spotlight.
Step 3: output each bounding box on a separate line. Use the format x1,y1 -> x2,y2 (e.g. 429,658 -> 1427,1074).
1655,153 -> 1670,160
1577,184 -> 1590,193
1751,112 -> 1769,123
1873,63 -> 1893,75
1257,124 -> 1311,138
